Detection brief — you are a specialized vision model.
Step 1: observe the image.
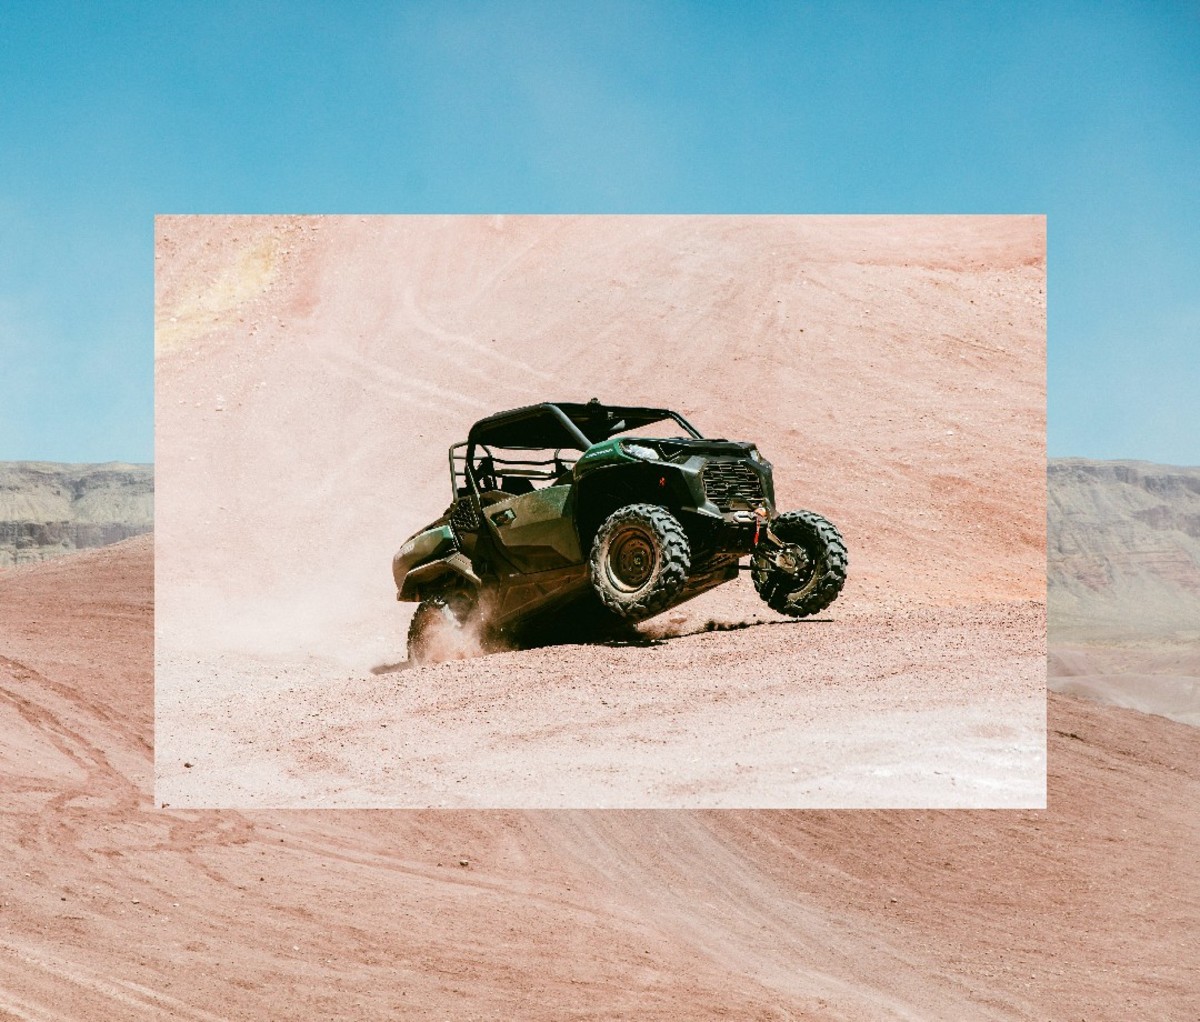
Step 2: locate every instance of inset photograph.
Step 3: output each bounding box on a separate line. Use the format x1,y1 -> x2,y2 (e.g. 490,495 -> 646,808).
155,215 -> 1045,807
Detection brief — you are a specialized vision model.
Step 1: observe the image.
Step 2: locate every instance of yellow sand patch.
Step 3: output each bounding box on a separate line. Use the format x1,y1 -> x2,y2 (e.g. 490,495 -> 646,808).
156,236 -> 281,355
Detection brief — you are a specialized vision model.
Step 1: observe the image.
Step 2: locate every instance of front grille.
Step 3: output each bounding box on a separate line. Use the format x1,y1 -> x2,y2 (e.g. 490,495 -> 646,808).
702,462 -> 764,511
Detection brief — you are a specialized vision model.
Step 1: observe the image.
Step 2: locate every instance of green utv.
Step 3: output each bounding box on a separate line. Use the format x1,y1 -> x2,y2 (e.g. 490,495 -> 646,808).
393,400 -> 848,663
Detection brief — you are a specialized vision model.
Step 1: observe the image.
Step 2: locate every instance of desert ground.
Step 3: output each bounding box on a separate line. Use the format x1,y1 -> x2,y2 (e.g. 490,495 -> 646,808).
155,215 -> 1046,807
2,537 -> 1197,1020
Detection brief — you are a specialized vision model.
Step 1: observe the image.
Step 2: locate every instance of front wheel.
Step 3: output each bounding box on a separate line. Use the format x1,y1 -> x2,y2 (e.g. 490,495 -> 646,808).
751,510 -> 847,617
589,504 -> 691,621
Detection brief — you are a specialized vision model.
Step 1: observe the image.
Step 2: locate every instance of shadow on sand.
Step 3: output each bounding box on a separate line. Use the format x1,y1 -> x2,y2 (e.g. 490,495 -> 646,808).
368,615 -> 832,676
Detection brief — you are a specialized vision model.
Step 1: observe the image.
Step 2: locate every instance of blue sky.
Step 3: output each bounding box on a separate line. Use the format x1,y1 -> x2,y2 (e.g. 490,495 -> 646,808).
1,1 -> 1196,465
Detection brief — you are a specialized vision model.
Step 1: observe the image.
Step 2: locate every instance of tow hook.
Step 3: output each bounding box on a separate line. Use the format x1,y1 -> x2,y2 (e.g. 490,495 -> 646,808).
752,506 -> 769,546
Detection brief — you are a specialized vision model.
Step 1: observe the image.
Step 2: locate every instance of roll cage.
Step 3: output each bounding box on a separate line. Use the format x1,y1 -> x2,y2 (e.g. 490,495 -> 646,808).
448,400 -> 702,499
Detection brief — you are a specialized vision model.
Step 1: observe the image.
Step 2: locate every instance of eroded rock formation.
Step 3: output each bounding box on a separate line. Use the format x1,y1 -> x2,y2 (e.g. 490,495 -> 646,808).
1049,458 -> 1200,639
0,462 -> 153,567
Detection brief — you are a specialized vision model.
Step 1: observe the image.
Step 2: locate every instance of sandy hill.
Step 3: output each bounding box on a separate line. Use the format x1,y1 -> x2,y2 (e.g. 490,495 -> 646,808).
1048,458 -> 1200,724
0,461 -> 153,568
155,214 -> 1046,654
1,526 -> 1197,1018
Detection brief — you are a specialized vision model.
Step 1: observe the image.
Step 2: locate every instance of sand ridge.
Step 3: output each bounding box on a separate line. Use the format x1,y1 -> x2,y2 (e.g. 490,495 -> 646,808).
2,537 -> 1198,1019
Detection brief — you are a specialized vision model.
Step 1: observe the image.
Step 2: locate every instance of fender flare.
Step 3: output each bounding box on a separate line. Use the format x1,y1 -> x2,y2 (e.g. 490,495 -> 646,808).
397,551 -> 481,602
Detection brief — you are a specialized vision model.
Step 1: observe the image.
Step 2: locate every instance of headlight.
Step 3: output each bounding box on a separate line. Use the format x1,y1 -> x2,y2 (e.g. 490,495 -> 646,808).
621,441 -> 660,461
748,447 -> 763,464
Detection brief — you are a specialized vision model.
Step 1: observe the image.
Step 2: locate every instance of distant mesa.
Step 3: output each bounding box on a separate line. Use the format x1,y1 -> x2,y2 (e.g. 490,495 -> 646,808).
1056,455 -> 1200,628
0,462 -> 153,568
1048,457 -> 1200,727
1049,457 -> 1200,639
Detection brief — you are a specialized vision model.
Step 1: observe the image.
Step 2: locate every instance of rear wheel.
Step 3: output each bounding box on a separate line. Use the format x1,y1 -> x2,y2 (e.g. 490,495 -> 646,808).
751,510 -> 847,617
407,592 -> 483,665
589,503 -> 691,621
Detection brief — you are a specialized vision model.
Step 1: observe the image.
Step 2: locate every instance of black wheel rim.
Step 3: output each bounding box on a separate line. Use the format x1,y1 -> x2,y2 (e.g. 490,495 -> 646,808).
755,541 -> 814,583
607,526 -> 657,592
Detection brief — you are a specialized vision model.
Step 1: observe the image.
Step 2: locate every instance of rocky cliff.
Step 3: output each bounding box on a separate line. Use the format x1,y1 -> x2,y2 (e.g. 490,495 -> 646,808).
0,462 -> 153,567
1049,458 -> 1200,641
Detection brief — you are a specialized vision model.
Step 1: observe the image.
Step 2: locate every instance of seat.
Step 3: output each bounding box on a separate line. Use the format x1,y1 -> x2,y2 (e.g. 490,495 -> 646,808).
500,476 -> 535,496
474,456 -> 497,492
552,457 -> 574,485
